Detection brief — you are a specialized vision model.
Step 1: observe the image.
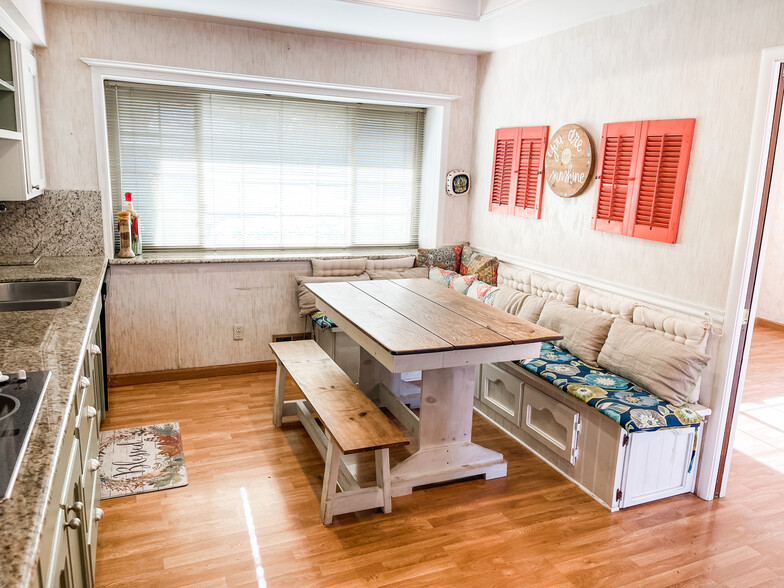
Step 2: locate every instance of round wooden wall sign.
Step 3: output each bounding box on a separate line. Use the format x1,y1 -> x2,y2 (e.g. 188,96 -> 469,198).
544,124 -> 594,198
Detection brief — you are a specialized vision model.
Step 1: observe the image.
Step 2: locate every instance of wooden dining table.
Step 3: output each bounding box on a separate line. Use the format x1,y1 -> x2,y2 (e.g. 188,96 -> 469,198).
306,278 -> 561,496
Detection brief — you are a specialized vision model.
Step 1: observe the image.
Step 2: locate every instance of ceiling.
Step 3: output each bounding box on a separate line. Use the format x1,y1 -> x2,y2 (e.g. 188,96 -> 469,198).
49,0 -> 660,53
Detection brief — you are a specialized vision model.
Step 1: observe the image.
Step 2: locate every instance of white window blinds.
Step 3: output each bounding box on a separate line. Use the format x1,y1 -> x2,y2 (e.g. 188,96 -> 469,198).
104,81 -> 425,250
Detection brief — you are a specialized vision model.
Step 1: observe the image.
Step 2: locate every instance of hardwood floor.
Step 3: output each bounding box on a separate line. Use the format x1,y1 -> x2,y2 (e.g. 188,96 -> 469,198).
96,343 -> 784,587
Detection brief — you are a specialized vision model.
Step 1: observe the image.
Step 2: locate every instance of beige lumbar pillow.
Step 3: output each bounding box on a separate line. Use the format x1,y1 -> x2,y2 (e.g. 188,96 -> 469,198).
295,274 -> 370,316
492,287 -> 528,316
597,318 -> 710,406
366,267 -> 428,280
310,257 -> 368,277
537,300 -> 614,366
516,295 -> 547,324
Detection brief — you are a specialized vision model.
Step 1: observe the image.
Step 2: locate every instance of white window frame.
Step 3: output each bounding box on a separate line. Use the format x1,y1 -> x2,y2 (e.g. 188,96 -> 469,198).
84,58 -> 457,256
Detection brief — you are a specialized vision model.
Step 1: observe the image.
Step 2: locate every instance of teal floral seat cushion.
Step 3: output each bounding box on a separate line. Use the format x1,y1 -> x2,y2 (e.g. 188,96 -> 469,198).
311,311 -> 337,329
515,342 -> 703,433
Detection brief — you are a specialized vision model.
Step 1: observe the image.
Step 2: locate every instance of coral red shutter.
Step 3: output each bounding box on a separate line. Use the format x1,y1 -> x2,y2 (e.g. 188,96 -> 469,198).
489,127 -> 517,214
591,121 -> 642,235
511,126 -> 548,219
628,118 -> 695,243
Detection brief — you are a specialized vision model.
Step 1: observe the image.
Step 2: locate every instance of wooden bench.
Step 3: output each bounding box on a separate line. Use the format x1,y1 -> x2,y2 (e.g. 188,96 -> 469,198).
269,340 -> 409,524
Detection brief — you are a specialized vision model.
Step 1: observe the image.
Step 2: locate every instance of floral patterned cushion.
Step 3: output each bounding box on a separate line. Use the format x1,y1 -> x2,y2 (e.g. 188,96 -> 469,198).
460,245 -> 499,285
415,244 -> 463,272
311,311 -> 337,329
515,342 -> 703,433
466,280 -> 500,305
429,267 -> 458,287
449,274 -> 478,295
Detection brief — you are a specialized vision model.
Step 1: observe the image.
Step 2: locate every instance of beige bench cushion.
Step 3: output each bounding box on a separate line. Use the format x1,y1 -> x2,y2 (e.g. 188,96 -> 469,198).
366,267 -> 428,280
598,318 -> 710,406
537,300 -> 614,366
295,274 -> 370,316
365,256 -> 416,271
311,257 -> 368,277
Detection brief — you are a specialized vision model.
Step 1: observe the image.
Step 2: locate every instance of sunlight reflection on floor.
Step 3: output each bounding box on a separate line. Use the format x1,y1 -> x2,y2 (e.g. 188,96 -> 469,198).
240,486 -> 267,588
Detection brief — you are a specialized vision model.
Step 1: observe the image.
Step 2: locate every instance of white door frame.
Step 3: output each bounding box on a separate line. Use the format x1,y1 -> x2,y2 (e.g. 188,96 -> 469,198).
697,45 -> 784,499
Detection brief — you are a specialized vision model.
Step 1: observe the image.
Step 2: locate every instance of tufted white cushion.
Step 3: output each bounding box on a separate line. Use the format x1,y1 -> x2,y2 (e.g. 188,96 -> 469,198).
530,273 -> 579,306
497,263 -> 533,294
578,287 -> 636,321
632,306 -> 708,349
365,256 -> 416,271
311,257 -> 368,277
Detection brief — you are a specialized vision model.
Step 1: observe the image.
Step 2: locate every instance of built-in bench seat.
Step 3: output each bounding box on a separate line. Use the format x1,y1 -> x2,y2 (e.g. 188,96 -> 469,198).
517,342 -> 704,433
269,340 -> 409,524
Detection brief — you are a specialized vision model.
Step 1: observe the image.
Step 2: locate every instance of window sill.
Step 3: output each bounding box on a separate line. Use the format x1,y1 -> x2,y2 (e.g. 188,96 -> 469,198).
107,247 -> 419,266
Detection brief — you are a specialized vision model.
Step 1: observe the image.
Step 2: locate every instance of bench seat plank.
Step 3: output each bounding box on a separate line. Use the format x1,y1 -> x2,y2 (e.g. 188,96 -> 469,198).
270,340 -> 409,455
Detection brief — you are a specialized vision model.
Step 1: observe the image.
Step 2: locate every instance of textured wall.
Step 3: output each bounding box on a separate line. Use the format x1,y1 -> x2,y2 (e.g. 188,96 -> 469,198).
468,0 -> 784,312
37,3 -> 477,245
756,115 -> 784,324
107,261 -> 310,374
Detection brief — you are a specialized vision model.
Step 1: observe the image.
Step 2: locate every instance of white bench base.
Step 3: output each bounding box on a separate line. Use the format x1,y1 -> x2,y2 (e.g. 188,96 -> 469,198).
474,361 -> 709,511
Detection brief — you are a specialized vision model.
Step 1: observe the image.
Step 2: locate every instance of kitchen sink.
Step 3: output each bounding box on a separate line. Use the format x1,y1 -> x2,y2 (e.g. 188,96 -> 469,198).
0,279 -> 81,312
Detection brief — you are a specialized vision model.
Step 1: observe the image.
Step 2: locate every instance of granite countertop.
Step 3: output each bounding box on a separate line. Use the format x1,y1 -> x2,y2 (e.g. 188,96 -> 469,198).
0,256 -> 107,587
108,247 -> 418,265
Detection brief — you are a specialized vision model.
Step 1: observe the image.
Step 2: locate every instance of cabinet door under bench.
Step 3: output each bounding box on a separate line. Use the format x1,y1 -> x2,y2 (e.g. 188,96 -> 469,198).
474,361 -> 707,511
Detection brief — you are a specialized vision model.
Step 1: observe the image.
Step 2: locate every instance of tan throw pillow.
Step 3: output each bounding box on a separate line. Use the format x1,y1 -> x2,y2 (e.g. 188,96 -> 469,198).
465,253 -> 499,285
365,256 -> 416,271
295,274 -> 370,317
366,267 -> 428,280
492,287 -> 528,315
310,257 -> 367,277
537,300 -> 614,366
516,295 -> 547,323
597,318 -> 710,406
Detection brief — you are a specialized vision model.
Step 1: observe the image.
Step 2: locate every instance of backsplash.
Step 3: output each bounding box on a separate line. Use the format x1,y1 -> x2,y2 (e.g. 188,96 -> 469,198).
0,190 -> 105,257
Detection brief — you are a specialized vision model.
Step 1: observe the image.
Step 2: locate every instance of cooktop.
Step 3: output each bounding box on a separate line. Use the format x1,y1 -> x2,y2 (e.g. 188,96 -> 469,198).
0,370 -> 50,502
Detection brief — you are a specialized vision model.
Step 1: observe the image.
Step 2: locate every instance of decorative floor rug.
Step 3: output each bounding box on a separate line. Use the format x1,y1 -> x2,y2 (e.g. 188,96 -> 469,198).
98,422 -> 188,500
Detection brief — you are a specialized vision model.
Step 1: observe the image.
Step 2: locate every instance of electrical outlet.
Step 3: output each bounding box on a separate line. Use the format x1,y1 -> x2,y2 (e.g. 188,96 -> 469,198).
233,324 -> 244,341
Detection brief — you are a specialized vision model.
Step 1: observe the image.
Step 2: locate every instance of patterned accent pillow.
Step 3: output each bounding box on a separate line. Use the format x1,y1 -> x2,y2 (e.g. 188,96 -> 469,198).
459,243 -> 477,274
429,267 -> 458,287
415,244 -> 463,272
465,253 -> 499,285
466,280 -> 500,305
449,274 -> 478,295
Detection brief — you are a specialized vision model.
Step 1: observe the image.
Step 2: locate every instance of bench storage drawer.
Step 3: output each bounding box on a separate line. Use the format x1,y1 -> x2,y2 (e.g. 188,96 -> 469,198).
478,362 -> 523,425
521,386 -> 580,465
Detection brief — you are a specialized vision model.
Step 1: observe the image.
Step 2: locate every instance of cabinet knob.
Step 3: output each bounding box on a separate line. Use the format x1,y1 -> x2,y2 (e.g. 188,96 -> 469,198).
64,517 -> 81,530
67,501 -> 83,514
86,406 -> 97,420
89,344 -> 102,356
94,508 -> 105,523
32,185 -> 40,190
89,458 -> 100,472
80,376 -> 90,390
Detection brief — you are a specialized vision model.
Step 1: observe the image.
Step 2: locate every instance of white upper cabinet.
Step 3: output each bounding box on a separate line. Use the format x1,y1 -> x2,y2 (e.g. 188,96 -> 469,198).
0,20 -> 45,201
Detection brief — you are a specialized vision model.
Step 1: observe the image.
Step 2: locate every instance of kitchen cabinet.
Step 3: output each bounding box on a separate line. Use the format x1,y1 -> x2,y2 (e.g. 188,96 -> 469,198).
36,300 -> 105,588
0,25 -> 45,201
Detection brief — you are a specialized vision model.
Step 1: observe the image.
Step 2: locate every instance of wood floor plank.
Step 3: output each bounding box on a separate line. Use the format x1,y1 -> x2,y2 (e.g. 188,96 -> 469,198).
95,329 -> 784,586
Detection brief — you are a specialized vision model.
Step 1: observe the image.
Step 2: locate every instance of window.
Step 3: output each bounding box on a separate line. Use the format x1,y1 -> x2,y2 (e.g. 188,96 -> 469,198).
592,118 -> 695,243
488,126 -> 548,219
104,81 -> 425,250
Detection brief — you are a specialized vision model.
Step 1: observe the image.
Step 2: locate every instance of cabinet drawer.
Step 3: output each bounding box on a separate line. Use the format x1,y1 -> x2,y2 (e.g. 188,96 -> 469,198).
521,386 -> 581,465
478,363 -> 524,425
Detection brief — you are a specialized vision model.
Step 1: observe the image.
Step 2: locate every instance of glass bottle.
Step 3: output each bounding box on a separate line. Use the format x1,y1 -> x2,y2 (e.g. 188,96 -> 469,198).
117,211 -> 135,258
124,192 -> 142,256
